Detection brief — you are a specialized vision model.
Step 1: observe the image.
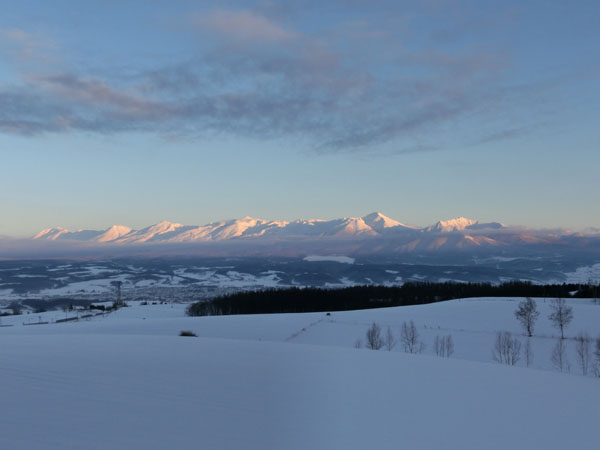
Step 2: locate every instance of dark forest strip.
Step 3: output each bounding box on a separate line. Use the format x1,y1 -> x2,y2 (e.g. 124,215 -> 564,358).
187,282 -> 598,316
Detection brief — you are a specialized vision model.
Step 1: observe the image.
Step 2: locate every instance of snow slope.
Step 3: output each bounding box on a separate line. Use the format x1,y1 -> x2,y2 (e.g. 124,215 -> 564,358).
1,298 -> 599,450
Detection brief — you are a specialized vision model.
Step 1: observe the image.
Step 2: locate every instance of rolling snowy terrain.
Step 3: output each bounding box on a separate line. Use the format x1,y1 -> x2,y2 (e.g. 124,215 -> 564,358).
1,297 -> 599,449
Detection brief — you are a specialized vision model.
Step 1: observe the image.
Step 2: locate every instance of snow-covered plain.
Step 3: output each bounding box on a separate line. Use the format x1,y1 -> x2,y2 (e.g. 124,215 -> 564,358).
1,298 -> 599,450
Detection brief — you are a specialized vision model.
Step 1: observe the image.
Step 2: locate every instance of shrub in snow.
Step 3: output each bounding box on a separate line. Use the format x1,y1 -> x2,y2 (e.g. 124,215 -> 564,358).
551,338 -> 570,372
401,320 -> 424,354
492,331 -> 521,365
384,326 -> 397,351
574,333 -> 591,376
179,330 -> 197,337
434,335 -> 454,358
524,338 -> 534,367
365,322 -> 384,350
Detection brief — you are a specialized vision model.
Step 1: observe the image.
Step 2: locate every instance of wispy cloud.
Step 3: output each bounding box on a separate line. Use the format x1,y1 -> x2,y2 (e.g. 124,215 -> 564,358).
475,126 -> 532,145
32,74 -> 167,119
195,9 -> 297,42
0,27 -> 56,64
0,7 -> 522,152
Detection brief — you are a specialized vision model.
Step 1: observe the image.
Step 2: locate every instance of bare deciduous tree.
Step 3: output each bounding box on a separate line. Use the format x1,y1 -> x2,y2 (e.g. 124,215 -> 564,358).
353,338 -> 363,349
492,331 -> 522,365
524,338 -> 534,367
365,322 -> 384,350
548,298 -> 573,339
514,297 -> 540,337
551,338 -> 569,372
575,332 -> 591,376
434,334 -> 454,357
446,335 -> 454,357
434,335 -> 442,356
401,320 -> 424,354
384,326 -> 397,351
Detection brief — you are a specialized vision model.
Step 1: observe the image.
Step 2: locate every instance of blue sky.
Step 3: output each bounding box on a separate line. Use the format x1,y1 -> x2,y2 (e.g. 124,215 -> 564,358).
0,0 -> 598,237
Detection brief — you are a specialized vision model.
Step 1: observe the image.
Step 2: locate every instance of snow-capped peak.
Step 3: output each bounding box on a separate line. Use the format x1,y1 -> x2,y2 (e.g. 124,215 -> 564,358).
114,221 -> 184,243
426,217 -> 477,233
334,217 -> 377,236
94,225 -> 133,243
210,217 -> 288,240
33,227 -> 70,240
362,212 -> 415,231
152,220 -> 183,231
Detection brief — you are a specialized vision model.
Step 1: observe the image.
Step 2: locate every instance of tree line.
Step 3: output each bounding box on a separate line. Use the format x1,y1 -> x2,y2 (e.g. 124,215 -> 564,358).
186,281 -> 594,317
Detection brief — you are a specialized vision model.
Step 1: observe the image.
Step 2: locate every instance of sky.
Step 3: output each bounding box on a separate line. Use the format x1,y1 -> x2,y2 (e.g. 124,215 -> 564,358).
0,0 -> 599,237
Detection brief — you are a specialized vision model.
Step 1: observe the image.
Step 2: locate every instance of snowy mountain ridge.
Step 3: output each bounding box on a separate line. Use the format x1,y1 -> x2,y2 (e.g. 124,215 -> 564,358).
33,213 -> 497,244
29,212 -> 592,254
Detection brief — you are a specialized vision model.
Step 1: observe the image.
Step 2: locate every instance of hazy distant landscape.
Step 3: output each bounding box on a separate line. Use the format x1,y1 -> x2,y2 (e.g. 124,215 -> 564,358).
1,253 -> 599,306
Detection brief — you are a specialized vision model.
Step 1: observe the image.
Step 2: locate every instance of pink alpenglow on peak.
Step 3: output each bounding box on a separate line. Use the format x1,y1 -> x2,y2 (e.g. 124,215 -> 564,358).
94,225 -> 133,243
33,227 -> 70,240
424,217 -> 505,233
116,221 -> 184,244
362,212 -> 417,231
426,217 -> 478,233
28,213 -> 517,249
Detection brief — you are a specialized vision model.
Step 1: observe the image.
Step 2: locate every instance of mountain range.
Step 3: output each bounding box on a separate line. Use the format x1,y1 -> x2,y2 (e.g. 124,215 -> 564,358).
33,213 -> 496,243
29,212 -> 595,254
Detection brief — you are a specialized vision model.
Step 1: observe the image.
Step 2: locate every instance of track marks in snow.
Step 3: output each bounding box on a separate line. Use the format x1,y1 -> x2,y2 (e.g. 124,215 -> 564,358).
285,318 -> 326,342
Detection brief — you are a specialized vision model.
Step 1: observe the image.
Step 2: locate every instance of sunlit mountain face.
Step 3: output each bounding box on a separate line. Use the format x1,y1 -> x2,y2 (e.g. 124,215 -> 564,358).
30,212 -> 569,244
26,213 -> 598,258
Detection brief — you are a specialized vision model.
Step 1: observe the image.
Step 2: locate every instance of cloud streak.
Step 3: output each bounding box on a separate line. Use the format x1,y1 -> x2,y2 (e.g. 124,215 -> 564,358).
195,9 -> 297,42
0,27 -> 57,64
0,8 -> 516,152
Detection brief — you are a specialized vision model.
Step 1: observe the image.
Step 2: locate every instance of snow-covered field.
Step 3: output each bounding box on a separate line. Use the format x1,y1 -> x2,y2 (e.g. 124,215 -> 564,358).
1,297 -> 599,449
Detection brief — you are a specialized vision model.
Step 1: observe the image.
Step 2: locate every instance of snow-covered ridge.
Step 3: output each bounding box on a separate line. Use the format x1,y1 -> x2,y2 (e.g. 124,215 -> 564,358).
33,213 -> 579,252
425,217 -> 504,233
425,217 -> 477,232
32,212 -> 500,244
